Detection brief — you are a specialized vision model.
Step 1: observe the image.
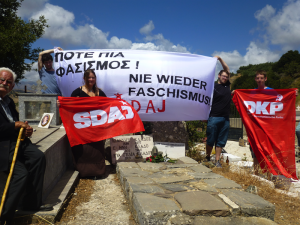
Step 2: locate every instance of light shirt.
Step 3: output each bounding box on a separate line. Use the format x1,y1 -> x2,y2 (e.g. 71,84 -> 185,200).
38,67 -> 62,95
0,96 -> 14,122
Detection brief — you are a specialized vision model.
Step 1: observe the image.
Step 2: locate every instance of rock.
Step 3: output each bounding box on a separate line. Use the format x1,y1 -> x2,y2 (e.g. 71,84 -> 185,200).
190,165 -> 212,173
174,191 -> 230,216
221,189 -> 275,220
178,157 -> 198,164
188,181 -> 218,193
161,184 -> 193,192
192,216 -> 277,225
245,185 -> 258,194
132,193 -> 180,225
203,178 -> 242,189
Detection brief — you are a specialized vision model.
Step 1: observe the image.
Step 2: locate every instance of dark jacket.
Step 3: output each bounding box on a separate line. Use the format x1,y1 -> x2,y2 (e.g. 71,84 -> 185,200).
0,96 -> 21,171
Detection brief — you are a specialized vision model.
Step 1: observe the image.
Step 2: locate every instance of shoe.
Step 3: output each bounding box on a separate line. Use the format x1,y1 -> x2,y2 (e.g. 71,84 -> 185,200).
39,204 -> 54,211
215,160 -> 222,168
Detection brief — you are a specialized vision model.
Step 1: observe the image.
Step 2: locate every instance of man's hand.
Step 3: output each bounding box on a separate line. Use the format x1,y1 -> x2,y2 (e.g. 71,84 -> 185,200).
15,121 -> 33,137
296,89 -> 298,97
231,90 -> 235,95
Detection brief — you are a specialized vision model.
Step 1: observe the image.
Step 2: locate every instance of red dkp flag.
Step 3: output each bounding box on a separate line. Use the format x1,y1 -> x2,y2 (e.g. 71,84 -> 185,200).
232,89 -> 297,179
58,96 -> 145,147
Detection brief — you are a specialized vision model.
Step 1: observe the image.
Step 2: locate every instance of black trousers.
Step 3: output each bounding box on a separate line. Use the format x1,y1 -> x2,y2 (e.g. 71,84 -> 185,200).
1,139 -> 46,221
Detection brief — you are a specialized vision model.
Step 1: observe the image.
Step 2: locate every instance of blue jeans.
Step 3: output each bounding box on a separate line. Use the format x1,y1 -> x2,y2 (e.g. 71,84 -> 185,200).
206,116 -> 229,147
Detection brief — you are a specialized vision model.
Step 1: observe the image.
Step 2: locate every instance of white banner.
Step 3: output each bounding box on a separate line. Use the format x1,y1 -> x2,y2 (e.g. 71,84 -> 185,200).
54,49 -> 217,121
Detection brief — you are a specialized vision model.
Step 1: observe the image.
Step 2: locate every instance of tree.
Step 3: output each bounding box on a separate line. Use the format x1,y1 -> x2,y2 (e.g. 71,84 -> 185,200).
0,0 -> 48,82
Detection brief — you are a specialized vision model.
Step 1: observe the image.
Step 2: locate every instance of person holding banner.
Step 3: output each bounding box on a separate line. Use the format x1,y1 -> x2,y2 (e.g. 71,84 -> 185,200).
252,71 -> 298,175
69,69 -> 107,179
232,70 -> 298,177
38,48 -> 63,95
205,56 -> 231,168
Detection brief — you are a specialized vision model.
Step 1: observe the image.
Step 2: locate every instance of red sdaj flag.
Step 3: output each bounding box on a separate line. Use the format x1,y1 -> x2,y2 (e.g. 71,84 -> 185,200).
58,96 -> 145,147
232,89 -> 297,179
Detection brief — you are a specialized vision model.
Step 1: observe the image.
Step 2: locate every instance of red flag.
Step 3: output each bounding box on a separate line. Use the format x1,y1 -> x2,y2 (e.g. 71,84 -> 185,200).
58,96 -> 145,147
232,89 -> 297,179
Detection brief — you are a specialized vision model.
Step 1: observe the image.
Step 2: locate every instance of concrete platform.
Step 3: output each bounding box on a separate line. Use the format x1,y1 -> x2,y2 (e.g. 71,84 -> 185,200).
116,158 -> 276,225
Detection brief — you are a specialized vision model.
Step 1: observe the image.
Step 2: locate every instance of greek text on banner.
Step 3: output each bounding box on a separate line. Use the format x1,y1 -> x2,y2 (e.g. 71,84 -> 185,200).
54,49 -> 217,121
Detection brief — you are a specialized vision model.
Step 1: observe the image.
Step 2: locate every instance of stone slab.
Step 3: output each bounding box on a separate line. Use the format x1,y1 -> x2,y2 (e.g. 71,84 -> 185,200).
161,184 -> 193,192
190,165 -> 212,173
137,162 -> 165,172
188,181 -> 218,193
178,157 -> 198,164
125,177 -> 155,185
203,178 -> 242,189
222,189 -> 275,220
130,184 -> 165,194
192,216 -> 277,225
174,191 -> 230,216
118,167 -> 150,187
167,164 -> 195,168
117,162 -> 140,169
18,93 -> 60,126
126,183 -> 165,202
152,175 -> 193,184
30,125 -> 60,144
133,193 -> 180,225
188,172 -> 224,180
111,135 -> 153,164
162,168 -> 192,175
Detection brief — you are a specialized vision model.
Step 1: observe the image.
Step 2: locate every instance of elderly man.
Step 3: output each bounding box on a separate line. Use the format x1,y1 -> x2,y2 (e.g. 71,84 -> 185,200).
0,68 -> 50,225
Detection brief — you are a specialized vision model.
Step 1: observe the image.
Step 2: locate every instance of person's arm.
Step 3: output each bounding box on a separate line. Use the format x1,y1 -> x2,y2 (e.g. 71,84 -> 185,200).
38,47 -> 63,71
214,55 -> 230,73
296,89 -> 299,96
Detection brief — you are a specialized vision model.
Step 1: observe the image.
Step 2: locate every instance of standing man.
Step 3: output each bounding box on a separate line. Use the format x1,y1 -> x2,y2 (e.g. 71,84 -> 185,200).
0,68 -> 51,225
205,56 -> 231,168
38,48 -> 63,95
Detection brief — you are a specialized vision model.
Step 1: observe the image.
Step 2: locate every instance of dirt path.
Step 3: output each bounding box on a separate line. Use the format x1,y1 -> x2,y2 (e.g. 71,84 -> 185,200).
57,166 -> 136,225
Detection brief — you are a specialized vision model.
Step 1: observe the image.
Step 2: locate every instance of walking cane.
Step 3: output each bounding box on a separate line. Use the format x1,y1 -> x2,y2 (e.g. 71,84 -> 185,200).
0,127 -> 24,217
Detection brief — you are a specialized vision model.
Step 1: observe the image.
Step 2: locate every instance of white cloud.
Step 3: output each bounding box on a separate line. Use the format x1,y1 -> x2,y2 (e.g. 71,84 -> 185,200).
28,3 -> 186,53
255,0 -> 300,51
21,62 -> 39,83
213,42 -> 280,73
17,0 -> 48,18
139,20 -> 155,35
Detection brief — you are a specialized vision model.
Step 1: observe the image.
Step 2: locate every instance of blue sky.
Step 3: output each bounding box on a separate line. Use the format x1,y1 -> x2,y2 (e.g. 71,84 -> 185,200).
17,0 -> 300,84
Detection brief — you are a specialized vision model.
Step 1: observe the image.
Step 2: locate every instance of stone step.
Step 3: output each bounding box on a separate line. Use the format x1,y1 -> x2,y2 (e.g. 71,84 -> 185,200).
15,170 -> 79,224
116,159 -> 276,224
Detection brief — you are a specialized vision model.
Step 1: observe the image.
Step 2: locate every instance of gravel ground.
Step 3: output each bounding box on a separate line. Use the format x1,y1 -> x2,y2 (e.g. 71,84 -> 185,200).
57,165 -> 136,225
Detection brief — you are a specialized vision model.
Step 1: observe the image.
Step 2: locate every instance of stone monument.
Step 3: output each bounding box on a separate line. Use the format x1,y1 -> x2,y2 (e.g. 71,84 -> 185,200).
18,80 -> 60,125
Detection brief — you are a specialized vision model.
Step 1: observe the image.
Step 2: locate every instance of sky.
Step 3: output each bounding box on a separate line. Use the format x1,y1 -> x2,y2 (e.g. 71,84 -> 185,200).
17,0 -> 300,86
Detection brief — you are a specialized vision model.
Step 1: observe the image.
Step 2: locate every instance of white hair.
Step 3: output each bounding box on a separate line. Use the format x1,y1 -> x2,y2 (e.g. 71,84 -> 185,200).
0,67 -> 17,83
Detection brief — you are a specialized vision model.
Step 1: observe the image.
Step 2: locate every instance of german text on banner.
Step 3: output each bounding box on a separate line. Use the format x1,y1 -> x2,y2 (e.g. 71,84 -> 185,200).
232,89 -> 297,179
58,96 -> 145,147
54,49 -> 217,121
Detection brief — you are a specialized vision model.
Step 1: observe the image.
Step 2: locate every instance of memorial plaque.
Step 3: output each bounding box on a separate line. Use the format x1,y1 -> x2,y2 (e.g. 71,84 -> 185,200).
111,135 -> 153,164
25,101 -> 51,120
153,142 -> 185,158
